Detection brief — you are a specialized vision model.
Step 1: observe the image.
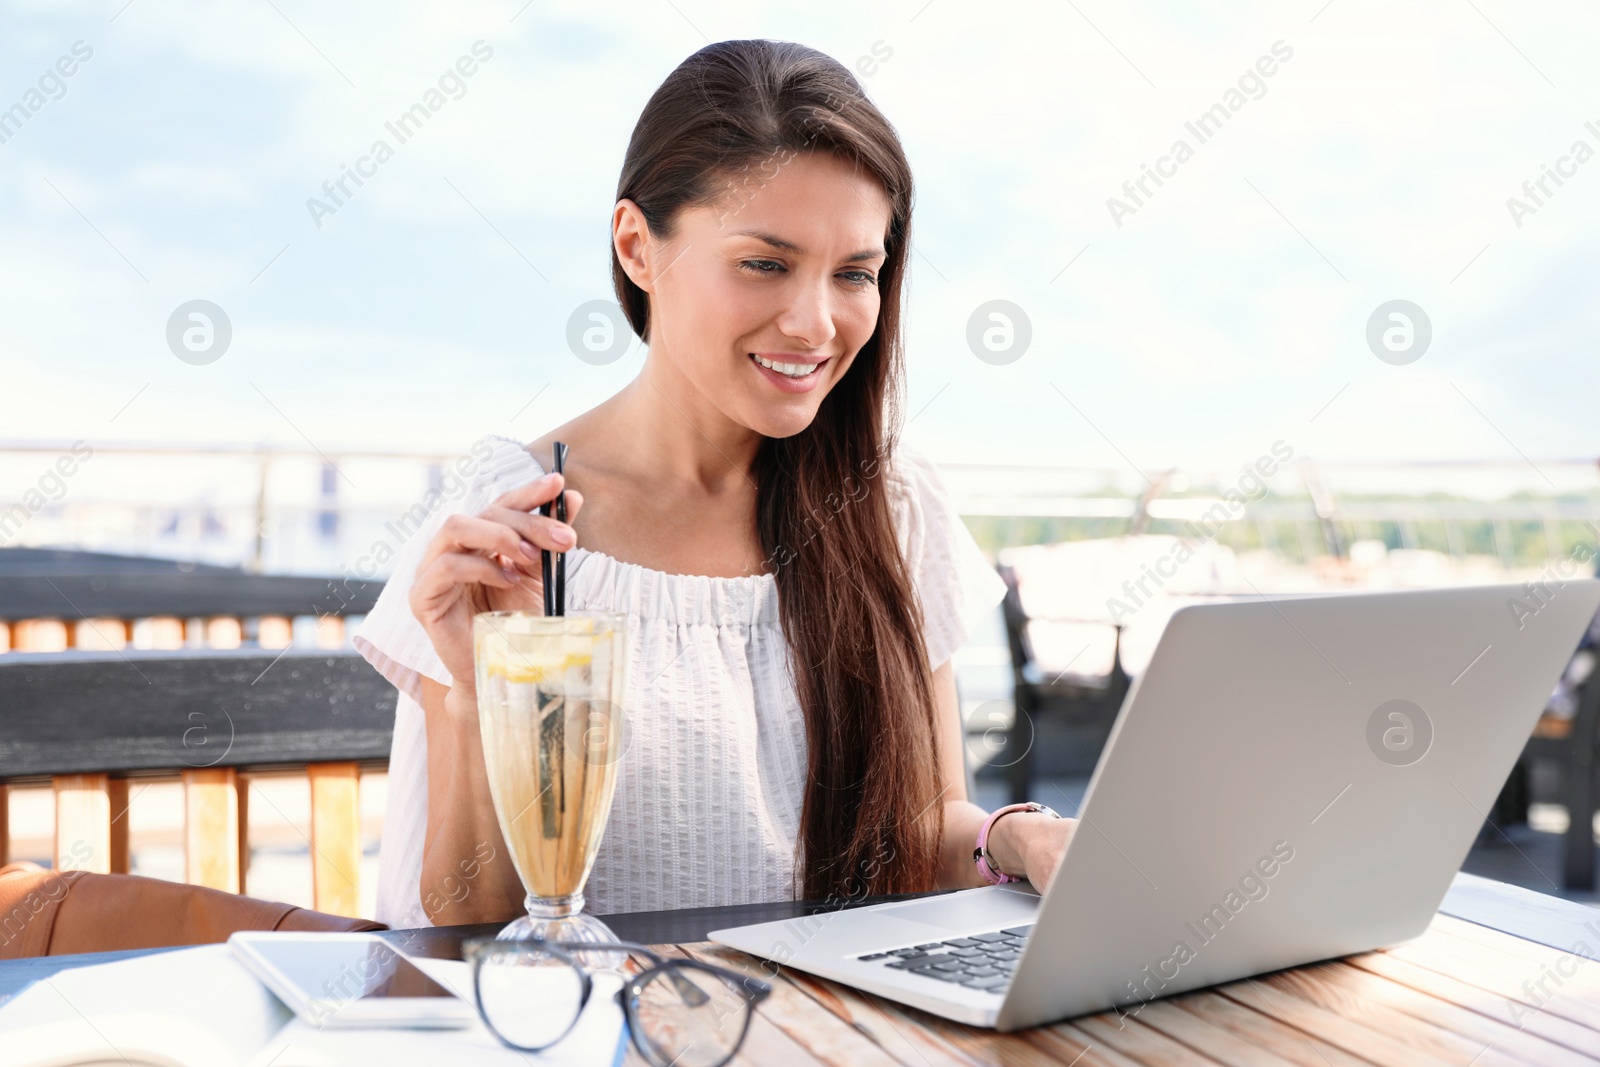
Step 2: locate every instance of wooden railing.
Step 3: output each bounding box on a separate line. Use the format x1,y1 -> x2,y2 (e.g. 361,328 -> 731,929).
0,547 -> 388,916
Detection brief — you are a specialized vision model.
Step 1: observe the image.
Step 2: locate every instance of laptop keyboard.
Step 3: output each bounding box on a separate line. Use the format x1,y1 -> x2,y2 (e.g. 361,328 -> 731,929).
853,925 -> 1033,992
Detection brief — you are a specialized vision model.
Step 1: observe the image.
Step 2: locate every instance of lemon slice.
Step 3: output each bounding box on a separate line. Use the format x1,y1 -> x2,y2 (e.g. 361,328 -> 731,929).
493,661 -> 547,684
483,649 -> 593,683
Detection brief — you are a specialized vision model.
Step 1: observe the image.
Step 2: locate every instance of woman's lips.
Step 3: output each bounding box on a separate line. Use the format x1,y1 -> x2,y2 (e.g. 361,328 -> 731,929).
749,352 -> 827,393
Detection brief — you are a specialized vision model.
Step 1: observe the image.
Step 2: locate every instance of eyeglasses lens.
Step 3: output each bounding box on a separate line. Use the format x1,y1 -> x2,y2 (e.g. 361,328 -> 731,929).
632,964 -> 752,1067
477,945 -> 587,1049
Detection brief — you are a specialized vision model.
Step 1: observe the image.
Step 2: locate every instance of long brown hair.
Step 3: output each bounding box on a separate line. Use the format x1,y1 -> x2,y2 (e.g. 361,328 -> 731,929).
610,40 -> 944,900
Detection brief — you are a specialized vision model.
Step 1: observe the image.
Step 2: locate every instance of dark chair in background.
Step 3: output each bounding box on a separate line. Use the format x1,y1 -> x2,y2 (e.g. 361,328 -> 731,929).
996,562 -> 1131,805
1508,617 -> 1600,890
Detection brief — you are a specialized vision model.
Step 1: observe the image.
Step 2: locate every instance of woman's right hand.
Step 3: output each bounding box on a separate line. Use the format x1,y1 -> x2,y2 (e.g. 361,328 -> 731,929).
409,472 -> 584,692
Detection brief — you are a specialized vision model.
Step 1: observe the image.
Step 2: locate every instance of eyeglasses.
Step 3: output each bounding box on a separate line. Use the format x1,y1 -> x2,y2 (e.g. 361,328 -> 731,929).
461,937 -> 772,1067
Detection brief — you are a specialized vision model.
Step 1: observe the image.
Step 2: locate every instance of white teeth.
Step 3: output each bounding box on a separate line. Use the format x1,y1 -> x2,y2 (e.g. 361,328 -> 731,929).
752,354 -> 820,378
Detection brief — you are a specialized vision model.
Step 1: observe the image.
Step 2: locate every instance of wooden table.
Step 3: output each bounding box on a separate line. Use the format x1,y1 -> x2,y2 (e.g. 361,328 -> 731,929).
4,872 -> 1599,1065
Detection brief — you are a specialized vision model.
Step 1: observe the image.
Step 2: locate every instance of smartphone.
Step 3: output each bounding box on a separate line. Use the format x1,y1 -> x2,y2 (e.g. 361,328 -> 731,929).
229,931 -> 477,1029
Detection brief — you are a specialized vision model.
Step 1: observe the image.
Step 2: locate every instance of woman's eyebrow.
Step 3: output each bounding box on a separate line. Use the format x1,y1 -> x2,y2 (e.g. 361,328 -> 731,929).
727,228 -> 885,263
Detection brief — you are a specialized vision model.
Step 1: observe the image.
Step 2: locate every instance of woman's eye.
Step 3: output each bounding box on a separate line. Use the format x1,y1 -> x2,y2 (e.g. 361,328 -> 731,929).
737,260 -> 876,287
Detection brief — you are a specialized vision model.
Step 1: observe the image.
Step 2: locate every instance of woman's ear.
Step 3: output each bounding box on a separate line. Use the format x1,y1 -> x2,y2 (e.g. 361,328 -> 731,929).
613,199 -> 657,294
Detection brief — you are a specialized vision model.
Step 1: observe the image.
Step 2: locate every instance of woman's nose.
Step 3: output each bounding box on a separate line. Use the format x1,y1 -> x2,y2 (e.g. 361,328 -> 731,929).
776,276 -> 837,349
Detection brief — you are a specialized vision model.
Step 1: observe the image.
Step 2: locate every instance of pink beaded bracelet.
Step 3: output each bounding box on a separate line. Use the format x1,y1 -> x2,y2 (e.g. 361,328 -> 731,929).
973,802 -> 1060,884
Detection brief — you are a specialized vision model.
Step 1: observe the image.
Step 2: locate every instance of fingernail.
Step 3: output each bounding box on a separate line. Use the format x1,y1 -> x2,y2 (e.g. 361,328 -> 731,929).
519,539 -> 539,561
552,525 -> 575,548
501,566 -> 519,583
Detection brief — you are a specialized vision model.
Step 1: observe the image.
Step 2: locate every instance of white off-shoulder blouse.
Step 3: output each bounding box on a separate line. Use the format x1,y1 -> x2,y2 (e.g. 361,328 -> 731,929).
352,433 -> 1007,928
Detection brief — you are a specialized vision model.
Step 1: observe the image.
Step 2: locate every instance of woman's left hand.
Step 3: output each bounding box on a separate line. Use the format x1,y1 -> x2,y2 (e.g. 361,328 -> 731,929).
987,810 -> 1078,893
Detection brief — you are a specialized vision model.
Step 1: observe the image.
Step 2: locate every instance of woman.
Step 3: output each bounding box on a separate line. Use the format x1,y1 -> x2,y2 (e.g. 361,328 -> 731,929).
354,39 -> 1076,930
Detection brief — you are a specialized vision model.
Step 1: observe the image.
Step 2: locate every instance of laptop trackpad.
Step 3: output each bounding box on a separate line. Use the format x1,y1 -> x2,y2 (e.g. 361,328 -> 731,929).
873,887 -> 1040,933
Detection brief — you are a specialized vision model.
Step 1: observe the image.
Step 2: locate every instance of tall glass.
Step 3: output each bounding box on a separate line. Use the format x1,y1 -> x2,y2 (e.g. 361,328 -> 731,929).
473,611 -> 630,943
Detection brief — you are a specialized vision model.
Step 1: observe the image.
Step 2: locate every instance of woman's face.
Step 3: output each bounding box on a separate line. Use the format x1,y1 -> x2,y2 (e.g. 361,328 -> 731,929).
619,150 -> 892,440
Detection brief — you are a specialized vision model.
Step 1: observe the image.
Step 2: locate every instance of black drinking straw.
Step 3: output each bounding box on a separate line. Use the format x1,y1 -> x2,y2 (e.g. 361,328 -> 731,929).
553,441 -> 569,616
538,502 -> 554,618
538,443 -> 560,617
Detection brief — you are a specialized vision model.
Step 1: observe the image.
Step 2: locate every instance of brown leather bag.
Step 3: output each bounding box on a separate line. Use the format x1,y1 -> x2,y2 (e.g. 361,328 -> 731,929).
0,862 -> 387,959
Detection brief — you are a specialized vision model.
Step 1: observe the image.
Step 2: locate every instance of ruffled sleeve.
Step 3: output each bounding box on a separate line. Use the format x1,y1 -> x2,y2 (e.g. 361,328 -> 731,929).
888,441 -> 1008,670
351,434 -> 545,702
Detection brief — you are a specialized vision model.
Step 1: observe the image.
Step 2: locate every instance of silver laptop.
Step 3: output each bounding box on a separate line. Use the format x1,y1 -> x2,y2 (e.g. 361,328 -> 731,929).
711,580 -> 1600,1030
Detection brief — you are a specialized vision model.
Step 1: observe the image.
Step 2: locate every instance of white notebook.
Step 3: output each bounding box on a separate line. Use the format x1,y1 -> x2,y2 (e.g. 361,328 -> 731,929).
0,942 -> 627,1067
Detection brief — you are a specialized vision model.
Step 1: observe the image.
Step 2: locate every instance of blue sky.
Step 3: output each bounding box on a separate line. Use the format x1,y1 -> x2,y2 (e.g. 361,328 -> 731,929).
4,0 -> 1599,491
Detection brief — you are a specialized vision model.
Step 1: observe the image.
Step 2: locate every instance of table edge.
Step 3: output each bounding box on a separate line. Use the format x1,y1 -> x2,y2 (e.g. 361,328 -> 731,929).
1438,870 -> 1600,962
